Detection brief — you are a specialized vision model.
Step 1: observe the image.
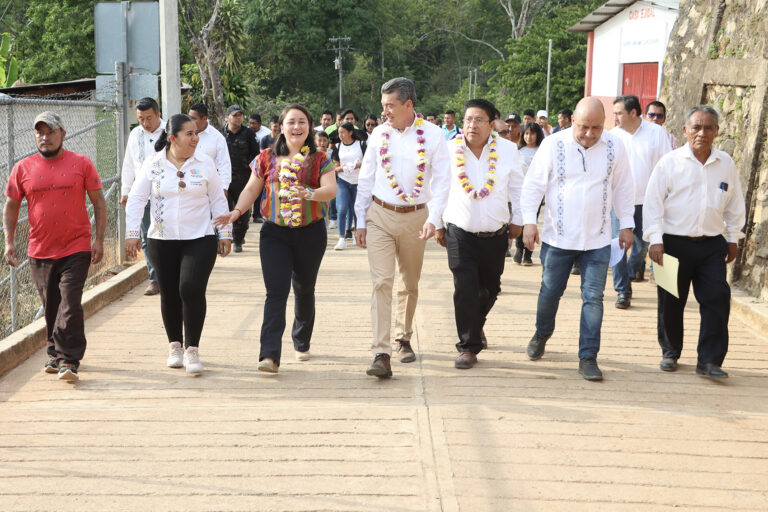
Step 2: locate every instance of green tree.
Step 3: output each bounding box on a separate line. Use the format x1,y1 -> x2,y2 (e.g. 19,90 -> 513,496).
15,0 -> 95,84
490,2 -> 598,115
0,33 -> 20,87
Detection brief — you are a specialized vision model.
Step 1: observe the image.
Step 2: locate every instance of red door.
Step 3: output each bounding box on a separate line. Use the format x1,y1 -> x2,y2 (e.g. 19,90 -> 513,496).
622,62 -> 658,112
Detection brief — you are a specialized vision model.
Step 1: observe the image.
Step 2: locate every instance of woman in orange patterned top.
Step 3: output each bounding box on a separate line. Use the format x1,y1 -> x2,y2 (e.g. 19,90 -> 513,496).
215,104 -> 336,373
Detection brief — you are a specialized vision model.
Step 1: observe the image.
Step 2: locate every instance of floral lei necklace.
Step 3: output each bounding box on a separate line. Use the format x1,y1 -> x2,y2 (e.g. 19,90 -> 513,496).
379,113 -> 427,204
278,145 -> 310,227
454,132 -> 497,199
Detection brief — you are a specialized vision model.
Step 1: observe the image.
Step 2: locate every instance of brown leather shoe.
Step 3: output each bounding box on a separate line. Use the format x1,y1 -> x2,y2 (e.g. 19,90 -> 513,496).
455,352 -> 478,369
366,353 -> 392,378
396,339 -> 416,363
631,270 -> 645,282
144,281 -> 160,296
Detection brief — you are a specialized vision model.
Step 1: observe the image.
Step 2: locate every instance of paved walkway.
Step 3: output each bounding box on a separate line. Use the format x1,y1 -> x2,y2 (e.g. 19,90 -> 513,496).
2,224 -> 768,511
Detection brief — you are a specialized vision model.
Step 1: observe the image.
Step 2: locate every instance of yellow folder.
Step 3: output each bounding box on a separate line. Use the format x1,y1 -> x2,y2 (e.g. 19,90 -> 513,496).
655,254 -> 680,298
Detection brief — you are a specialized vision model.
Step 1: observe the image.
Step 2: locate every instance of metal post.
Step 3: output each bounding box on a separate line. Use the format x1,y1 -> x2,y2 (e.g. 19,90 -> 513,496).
546,39 -> 553,113
468,67 -> 472,101
338,47 -> 343,109
6,99 -> 17,331
115,62 -> 128,264
473,69 -> 478,99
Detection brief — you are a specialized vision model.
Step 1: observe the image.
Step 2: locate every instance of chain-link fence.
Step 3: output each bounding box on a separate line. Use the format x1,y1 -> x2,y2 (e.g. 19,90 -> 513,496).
0,95 -> 122,338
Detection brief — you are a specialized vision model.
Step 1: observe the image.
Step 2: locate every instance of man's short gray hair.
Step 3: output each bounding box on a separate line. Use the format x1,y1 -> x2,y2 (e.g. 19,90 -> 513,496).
381,77 -> 417,106
685,105 -> 719,125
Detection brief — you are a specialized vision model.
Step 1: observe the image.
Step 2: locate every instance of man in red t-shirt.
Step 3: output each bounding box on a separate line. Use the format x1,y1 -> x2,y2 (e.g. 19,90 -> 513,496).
3,111 -> 106,381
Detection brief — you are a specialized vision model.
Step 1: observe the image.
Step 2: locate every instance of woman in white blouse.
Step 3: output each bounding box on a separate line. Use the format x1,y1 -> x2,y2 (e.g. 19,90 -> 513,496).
330,122 -> 366,250
126,114 -> 232,375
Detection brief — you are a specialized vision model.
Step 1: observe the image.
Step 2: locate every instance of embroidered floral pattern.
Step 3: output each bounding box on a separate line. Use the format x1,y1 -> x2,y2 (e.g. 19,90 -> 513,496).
150,158 -> 167,238
555,140 -> 567,238
599,140 -> 615,235
378,113 -> 426,204
454,133 -> 497,199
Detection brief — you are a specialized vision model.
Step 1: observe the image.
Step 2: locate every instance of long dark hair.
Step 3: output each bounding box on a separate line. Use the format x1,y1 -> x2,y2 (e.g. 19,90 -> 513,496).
273,104 -> 317,156
519,122 -> 545,149
154,114 -> 193,152
338,122 -> 364,143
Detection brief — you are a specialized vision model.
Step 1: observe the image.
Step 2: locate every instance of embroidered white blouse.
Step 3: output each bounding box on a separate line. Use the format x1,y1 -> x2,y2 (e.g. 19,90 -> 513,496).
520,128 -> 635,251
126,150 -> 232,240
440,135 -> 524,233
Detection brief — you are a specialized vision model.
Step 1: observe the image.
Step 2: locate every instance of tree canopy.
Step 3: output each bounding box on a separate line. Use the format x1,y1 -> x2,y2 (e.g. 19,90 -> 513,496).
2,0 -> 598,119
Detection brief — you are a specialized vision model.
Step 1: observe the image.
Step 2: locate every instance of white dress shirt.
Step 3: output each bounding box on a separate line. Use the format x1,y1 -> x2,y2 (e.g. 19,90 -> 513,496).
126,150 -> 232,240
521,127 -> 635,251
120,121 -> 165,196
642,143 -> 746,245
255,125 -> 272,143
195,123 -> 232,190
441,135 -> 524,232
354,116 -> 451,229
611,119 -> 673,204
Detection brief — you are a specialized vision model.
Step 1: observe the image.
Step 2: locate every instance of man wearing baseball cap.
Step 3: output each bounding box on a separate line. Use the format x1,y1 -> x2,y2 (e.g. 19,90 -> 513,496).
536,110 -> 552,136
505,113 -> 522,145
3,112 -> 107,381
222,104 -> 260,252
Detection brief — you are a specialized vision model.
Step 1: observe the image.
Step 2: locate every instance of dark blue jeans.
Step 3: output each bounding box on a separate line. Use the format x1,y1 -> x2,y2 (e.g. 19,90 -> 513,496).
535,242 -> 611,359
258,220 -> 327,365
611,205 -> 648,296
336,178 -> 357,237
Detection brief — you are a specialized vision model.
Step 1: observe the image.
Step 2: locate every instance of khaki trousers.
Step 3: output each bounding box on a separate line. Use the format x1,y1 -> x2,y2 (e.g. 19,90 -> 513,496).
365,201 -> 428,355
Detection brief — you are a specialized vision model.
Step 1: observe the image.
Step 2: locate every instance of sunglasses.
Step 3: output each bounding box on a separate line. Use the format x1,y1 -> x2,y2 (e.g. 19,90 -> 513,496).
647,113 -> 665,119
177,170 -> 186,190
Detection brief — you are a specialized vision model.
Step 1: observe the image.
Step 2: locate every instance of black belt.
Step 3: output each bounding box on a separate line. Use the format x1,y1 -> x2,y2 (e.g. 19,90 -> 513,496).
667,234 -> 714,242
448,223 -> 508,238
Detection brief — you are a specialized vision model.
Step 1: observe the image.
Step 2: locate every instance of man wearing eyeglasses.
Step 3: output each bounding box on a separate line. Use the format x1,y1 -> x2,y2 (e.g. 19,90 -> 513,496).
610,95 -> 674,309
520,97 -> 635,381
645,101 -> 678,150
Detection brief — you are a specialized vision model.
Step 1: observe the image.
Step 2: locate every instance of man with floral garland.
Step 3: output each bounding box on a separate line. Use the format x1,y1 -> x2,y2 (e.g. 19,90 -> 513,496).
355,77 -> 451,378
434,99 -> 524,369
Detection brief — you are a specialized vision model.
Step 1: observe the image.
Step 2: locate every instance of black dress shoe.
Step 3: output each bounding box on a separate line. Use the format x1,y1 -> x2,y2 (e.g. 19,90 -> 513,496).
696,362 -> 728,379
526,332 -> 550,360
233,243 -> 243,253
615,294 -> 631,309
659,357 -> 678,372
579,358 -> 603,381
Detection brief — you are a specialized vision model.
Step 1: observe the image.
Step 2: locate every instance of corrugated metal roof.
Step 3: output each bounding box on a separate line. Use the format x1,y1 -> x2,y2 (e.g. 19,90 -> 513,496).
569,0 -> 680,33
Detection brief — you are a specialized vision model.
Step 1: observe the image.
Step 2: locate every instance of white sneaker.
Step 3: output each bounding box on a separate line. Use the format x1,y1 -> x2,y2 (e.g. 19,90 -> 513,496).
295,350 -> 310,361
257,358 -> 279,373
183,346 -> 203,374
167,341 -> 184,368
334,238 -> 347,251
328,219 -> 337,229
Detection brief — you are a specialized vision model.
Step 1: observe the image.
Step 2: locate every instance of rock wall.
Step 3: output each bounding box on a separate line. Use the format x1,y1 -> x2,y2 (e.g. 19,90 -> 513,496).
661,0 -> 768,299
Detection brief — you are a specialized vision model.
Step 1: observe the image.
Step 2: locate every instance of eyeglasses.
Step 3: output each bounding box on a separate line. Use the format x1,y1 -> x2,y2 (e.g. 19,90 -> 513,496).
177,170 -> 186,190
463,118 -> 490,126
498,129 -> 511,136
647,113 -> 665,119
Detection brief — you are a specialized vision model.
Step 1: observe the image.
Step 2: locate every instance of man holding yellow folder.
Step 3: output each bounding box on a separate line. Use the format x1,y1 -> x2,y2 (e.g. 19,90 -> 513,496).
643,106 -> 746,378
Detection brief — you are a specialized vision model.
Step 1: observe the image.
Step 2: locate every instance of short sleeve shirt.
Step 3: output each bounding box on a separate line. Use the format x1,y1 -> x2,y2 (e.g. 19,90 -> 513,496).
5,150 -> 102,259
250,149 -> 335,227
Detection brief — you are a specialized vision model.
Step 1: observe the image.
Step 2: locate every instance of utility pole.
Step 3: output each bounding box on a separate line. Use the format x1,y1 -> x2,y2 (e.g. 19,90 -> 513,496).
546,39 -> 553,114
329,36 -> 351,109
159,0 -> 181,115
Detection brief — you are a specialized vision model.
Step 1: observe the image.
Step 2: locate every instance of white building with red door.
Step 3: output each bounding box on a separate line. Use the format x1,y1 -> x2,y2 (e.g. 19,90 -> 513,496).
570,1 -> 680,127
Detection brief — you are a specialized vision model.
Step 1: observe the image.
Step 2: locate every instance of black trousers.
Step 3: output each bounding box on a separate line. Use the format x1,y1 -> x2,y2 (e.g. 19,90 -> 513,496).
259,220 -> 327,365
30,251 -> 91,365
445,224 -> 508,354
657,234 -> 730,365
147,236 -> 218,348
228,182 -> 250,244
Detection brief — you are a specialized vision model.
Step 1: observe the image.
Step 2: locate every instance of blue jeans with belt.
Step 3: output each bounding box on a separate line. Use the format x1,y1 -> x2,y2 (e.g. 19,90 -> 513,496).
535,242 -> 611,359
